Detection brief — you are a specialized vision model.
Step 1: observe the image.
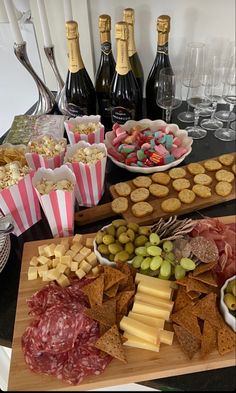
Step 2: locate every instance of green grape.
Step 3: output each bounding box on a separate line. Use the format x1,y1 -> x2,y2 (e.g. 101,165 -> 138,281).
174,264 -> 186,280
149,233 -> 160,245
135,246 -> 148,256
147,245 -> 162,256
132,255 -> 143,268
160,259 -> 172,278
165,251 -> 175,261
180,257 -> 196,271
141,257 -> 152,270
162,240 -> 174,253
145,241 -> 152,248
158,272 -> 171,280
150,255 -> 163,271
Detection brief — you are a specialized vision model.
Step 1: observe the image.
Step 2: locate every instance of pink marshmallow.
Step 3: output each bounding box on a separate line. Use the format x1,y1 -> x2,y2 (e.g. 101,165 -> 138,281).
154,144 -> 169,156
171,146 -> 187,159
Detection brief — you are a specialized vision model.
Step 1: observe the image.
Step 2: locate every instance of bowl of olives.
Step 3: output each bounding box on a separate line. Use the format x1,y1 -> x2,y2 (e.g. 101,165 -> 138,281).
220,275 -> 236,332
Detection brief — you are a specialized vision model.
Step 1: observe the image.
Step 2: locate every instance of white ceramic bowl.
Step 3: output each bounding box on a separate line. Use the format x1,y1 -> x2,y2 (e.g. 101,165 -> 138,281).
105,119 -> 193,174
220,275 -> 236,332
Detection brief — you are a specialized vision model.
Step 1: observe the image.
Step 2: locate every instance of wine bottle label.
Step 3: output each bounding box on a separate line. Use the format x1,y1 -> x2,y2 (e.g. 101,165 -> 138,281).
116,40 -> 131,75
111,106 -> 134,124
67,102 -> 88,117
101,42 -> 112,55
68,39 -> 84,73
157,43 -> 169,55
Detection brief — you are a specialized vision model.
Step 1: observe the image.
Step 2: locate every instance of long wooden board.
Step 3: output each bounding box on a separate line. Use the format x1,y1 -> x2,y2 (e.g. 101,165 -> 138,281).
8,215 -> 236,391
110,154 -> 236,225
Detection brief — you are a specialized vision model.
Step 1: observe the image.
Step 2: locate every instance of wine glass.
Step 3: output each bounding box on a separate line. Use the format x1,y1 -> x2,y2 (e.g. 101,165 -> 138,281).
177,42 -> 205,123
230,121 -> 236,130
157,67 -> 182,123
214,48 -> 236,141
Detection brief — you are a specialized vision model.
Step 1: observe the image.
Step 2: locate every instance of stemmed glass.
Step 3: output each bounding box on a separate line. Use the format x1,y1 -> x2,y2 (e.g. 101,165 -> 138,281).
177,42 -> 205,123
157,67 -> 182,124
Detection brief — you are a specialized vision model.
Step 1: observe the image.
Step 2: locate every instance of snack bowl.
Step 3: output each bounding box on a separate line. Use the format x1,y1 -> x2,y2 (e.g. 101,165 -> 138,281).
220,275 -> 236,332
105,119 -> 193,174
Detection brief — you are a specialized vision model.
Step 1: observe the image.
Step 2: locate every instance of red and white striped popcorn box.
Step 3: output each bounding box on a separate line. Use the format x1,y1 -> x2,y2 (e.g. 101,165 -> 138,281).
64,141 -> 107,207
64,115 -> 105,145
25,135 -> 67,171
32,165 -> 76,238
0,170 -> 41,237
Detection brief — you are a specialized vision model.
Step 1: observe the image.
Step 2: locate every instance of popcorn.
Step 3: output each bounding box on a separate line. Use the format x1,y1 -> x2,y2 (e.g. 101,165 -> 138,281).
68,121 -> 100,135
66,146 -> 106,165
28,135 -> 67,157
35,177 -> 74,195
0,162 -> 30,191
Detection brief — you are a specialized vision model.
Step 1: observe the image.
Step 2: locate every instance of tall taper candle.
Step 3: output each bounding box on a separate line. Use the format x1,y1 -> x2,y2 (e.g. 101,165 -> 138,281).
4,0 -> 24,44
63,0 -> 73,21
37,0 -> 53,47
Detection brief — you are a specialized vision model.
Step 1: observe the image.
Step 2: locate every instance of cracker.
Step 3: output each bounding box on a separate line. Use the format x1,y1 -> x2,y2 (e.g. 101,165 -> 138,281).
132,176 -> 152,188
172,178 -> 191,192
178,189 -> 196,204
116,290 -> 135,315
215,181 -> 233,197
95,324 -> 127,363
161,198 -> 181,213
192,184 -> 212,198
114,182 -> 131,197
218,153 -> 235,166
186,276 -> 212,294
149,183 -> 169,197
130,187 -> 150,203
232,163 -> 236,175
201,320 -> 217,358
81,274 -> 104,307
151,172 -> 171,185
111,197 -> 128,214
103,266 -> 126,291
131,201 -> 154,217
173,286 -> 194,313
173,323 -> 201,360
171,305 -> 202,339
193,174 -> 212,186
204,159 -> 222,171
169,167 -> 187,179
192,261 -> 217,277
191,292 -> 221,328
217,321 -> 236,355
190,270 -> 218,287
187,162 -> 205,175
84,298 -> 117,326
215,169 -> 234,183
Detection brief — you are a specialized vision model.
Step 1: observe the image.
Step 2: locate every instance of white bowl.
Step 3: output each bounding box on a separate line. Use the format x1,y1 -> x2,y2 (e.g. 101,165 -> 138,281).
105,119 -> 193,174
220,275 -> 236,332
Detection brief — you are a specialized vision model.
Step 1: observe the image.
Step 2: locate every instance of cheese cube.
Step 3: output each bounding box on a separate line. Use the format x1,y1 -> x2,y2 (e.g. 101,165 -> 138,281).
135,273 -> 172,288
37,256 -> 50,265
52,258 -> 60,268
65,249 -> 77,258
76,268 -> 86,279
120,316 -> 159,345
70,261 -> 79,272
123,332 -> 160,352
60,255 -> 72,266
42,271 -> 51,281
54,244 -> 66,258
137,281 -> 172,300
38,244 -> 47,256
128,311 -> 165,329
56,263 -> 68,274
132,300 -> 170,321
56,273 -> 70,287
47,260 -> 53,269
135,292 -> 174,311
159,329 -> 174,345
73,253 -> 84,263
72,234 -> 83,243
85,237 -> 94,249
28,266 -> 38,280
86,252 -> 97,267
70,243 -> 83,253
37,264 -> 49,277
60,238 -> 70,251
47,268 -> 61,281
64,267 -> 71,276
80,247 -> 91,258
44,243 -> 56,257
92,266 -> 100,276
29,256 -> 39,267
80,260 -> 92,273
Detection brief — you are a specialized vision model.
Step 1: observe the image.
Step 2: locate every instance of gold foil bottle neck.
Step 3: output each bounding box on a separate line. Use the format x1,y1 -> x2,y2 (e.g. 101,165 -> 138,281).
66,21 -> 79,39
115,21 -> 129,41
123,8 -> 135,25
156,15 -> 171,33
99,14 -> 111,32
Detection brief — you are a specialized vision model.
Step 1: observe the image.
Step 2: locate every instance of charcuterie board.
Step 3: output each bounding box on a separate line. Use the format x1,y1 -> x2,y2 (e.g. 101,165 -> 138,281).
110,154 -> 236,225
8,215 -> 235,391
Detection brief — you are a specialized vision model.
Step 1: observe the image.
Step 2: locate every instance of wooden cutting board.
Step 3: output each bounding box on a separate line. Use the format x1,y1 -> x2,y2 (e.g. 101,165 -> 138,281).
8,215 -> 235,391
110,154 -> 236,225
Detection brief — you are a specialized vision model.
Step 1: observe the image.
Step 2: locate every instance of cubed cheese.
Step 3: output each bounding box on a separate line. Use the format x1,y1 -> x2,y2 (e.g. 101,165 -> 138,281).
42,271 -> 51,281
72,234 -> 83,244
47,268 -> 61,281
80,247 -> 91,258
91,266 -> 100,275
86,252 -> 97,267
80,260 -> 92,273
55,263 -> 68,274
37,264 -> 49,277
52,258 -> 60,267
60,255 -> 72,266
28,266 -> 38,280
159,329 -> 174,345
70,261 -> 79,272
70,243 -> 83,253
54,244 -> 66,258
44,243 -> 56,257
56,273 -> 70,287
76,268 -> 86,279
85,237 -> 94,249
37,256 -> 50,265
73,253 -> 84,263
60,238 -> 70,251
65,249 -> 77,258
29,256 -> 39,267
38,244 -> 47,256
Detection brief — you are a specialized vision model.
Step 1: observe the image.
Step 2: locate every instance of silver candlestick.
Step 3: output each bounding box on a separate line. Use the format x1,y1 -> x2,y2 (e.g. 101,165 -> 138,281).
44,46 -> 64,103
14,41 -> 56,115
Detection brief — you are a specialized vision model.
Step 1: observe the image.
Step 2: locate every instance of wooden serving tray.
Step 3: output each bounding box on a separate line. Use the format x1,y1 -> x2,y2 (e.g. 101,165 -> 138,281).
110,154 -> 236,225
8,215 -> 235,391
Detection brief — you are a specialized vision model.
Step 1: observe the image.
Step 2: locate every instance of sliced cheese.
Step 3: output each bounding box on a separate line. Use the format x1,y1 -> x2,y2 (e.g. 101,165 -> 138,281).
132,300 -> 170,321
86,252 -> 97,267
28,266 -> 38,280
56,273 -> 70,287
159,329 -> 174,345
123,332 -> 160,352
135,272 -> 172,288
54,244 -> 66,258
135,291 -> 174,311
128,311 -> 165,329
120,316 -> 159,345
137,281 -> 172,300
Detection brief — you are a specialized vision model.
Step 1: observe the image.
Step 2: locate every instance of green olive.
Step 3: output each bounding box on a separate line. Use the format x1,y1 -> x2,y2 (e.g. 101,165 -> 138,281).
139,226 -> 151,236
116,225 -> 127,238
102,234 -> 115,245
126,228 -> 135,242
106,225 -> 116,237
114,250 -> 130,262
119,233 -> 130,244
127,222 -> 140,233
96,231 -> 104,245
108,253 -> 115,261
125,242 -> 135,255
135,235 -> 148,247
112,219 -> 127,228
97,244 -> 109,255
224,293 -> 236,311
108,243 -> 123,255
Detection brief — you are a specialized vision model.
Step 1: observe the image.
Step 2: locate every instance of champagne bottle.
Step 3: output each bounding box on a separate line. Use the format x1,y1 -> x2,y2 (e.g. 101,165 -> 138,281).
95,14 -> 116,130
145,15 -> 173,120
110,21 -> 142,125
65,21 -> 96,117
123,8 -> 144,98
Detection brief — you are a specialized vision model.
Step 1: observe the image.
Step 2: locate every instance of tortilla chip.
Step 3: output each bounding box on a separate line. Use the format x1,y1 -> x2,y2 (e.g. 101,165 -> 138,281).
173,323 -> 201,360
104,282 -> 120,298
201,320 -> 217,358
190,271 -> 218,287
99,323 -> 110,336
103,266 -> 126,291
175,276 -> 189,287
191,292 -> 221,328
192,261 -> 217,277
84,298 -> 117,326
217,322 -> 236,355
173,286 -> 194,313
171,305 -> 202,339
81,274 -> 104,307
116,290 -> 135,315
95,324 -> 127,363
187,291 -> 201,300
186,276 -> 212,294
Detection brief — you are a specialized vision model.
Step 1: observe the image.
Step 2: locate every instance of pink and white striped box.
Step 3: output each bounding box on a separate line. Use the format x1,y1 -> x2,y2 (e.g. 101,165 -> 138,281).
64,141 -> 107,207
32,165 -> 76,238
64,115 -> 105,146
0,171 -> 41,237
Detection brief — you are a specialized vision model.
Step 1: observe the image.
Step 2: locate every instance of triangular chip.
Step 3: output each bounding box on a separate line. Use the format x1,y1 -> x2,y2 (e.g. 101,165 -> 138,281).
95,324 -> 127,363
192,260 -> 217,277
116,290 -> 135,315
173,286 -> 194,313
84,298 -> 117,326
81,274 -> 104,307
104,282 -> 120,298
217,322 -> 236,355
187,291 -> 201,300
173,323 -> 201,360
171,305 -> 202,339
99,323 -> 110,336
103,266 -> 126,291
186,276 -> 211,294
191,292 -> 221,328
175,276 -> 189,287
201,320 -> 217,358
190,270 -> 218,287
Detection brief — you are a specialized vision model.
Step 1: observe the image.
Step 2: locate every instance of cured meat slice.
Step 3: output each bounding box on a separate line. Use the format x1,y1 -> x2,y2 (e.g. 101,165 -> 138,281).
190,236 -> 219,263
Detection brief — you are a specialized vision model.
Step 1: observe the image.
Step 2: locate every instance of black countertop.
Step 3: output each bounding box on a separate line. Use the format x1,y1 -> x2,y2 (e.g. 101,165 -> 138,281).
0,102 -> 235,391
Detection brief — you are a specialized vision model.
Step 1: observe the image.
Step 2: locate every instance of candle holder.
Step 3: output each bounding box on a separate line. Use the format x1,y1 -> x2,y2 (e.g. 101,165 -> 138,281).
14,41 -> 56,115
44,46 -> 64,103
